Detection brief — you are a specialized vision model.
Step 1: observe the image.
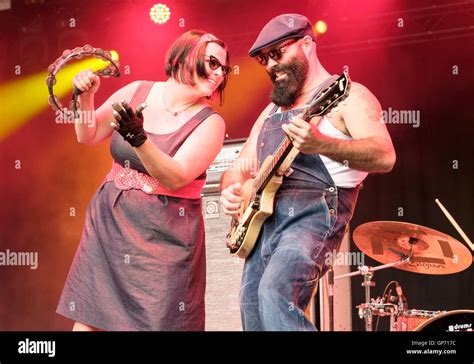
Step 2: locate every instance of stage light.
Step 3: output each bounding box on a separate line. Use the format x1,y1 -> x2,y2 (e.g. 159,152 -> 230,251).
0,55 -> 119,140
314,20 -> 328,35
149,3 -> 171,24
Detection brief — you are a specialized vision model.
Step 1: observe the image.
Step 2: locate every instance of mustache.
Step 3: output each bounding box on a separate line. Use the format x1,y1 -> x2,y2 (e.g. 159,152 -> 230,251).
268,65 -> 290,82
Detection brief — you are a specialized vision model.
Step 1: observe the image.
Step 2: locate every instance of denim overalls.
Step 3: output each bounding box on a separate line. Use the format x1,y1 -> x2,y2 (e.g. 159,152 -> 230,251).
239,103 -> 361,331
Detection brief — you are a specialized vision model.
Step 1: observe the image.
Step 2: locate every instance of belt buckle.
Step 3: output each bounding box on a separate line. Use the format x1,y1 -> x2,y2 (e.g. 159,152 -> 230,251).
115,167 -> 134,190
142,183 -> 153,194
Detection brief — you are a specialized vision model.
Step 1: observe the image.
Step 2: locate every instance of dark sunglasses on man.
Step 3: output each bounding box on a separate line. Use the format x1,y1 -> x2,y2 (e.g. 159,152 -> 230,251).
255,38 -> 301,66
206,55 -> 232,76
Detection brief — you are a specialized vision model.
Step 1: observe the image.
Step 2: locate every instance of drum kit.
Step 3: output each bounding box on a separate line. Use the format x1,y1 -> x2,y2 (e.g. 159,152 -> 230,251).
331,220 -> 473,332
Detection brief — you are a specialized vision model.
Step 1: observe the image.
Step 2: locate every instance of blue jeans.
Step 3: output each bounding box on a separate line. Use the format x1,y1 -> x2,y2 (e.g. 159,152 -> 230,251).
239,182 -> 358,331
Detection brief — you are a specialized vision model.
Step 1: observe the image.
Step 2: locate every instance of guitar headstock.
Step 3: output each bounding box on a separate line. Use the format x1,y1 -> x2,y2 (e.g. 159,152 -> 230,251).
302,71 -> 351,121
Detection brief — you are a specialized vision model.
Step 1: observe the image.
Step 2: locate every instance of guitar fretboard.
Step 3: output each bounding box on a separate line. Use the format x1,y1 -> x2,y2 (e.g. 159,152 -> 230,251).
253,137 -> 292,194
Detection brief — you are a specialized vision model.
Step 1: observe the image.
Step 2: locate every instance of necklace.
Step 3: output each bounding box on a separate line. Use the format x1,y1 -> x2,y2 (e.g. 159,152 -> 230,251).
163,88 -> 199,117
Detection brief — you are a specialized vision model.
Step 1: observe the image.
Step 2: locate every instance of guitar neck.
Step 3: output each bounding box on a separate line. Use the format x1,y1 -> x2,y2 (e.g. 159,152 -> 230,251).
254,137 -> 295,193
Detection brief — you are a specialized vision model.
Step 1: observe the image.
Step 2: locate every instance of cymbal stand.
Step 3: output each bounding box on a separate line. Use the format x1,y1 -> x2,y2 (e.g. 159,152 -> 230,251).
332,255 -> 411,331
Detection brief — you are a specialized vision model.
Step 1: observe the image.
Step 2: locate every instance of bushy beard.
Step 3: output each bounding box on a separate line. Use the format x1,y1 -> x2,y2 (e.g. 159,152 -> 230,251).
269,50 -> 309,108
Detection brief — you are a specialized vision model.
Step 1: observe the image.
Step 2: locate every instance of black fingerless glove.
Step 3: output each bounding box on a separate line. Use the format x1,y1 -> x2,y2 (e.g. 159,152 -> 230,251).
112,101 -> 148,148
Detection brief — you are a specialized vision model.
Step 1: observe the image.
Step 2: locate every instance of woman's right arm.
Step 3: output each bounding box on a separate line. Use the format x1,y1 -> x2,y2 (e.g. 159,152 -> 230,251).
73,70 -> 140,146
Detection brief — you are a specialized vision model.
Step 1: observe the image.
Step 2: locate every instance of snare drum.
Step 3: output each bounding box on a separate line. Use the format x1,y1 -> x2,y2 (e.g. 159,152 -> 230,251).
414,310 -> 474,331
396,309 -> 445,331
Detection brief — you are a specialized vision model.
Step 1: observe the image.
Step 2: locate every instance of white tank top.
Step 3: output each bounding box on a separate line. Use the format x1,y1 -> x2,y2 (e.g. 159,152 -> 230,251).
317,116 -> 367,187
274,106 -> 368,188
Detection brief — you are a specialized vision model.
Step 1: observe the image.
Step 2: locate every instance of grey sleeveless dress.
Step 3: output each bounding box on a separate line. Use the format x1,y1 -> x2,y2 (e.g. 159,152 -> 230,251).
57,81 -> 217,331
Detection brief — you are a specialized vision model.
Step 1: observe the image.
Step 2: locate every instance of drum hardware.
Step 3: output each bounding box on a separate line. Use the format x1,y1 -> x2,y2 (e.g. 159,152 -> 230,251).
330,221 -> 473,331
327,266 -> 334,332
357,302 -> 399,331
332,254 -> 412,332
374,280 -> 405,331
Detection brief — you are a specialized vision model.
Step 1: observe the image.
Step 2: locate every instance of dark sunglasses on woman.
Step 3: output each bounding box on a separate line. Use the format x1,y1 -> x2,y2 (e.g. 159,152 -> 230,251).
206,55 -> 232,76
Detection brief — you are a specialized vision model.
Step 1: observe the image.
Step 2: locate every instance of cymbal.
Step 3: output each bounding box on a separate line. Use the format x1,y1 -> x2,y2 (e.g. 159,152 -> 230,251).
353,221 -> 472,275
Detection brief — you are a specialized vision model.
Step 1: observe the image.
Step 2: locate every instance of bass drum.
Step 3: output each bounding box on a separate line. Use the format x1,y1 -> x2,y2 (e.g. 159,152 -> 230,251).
414,310 -> 474,332
395,309 -> 443,332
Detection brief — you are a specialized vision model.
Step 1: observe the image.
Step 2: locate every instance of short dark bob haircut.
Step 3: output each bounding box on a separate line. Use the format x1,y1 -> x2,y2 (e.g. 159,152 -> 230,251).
165,30 -> 230,105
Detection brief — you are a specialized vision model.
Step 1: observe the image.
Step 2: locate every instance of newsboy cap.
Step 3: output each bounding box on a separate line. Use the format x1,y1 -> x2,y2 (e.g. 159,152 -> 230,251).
249,13 -> 315,57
